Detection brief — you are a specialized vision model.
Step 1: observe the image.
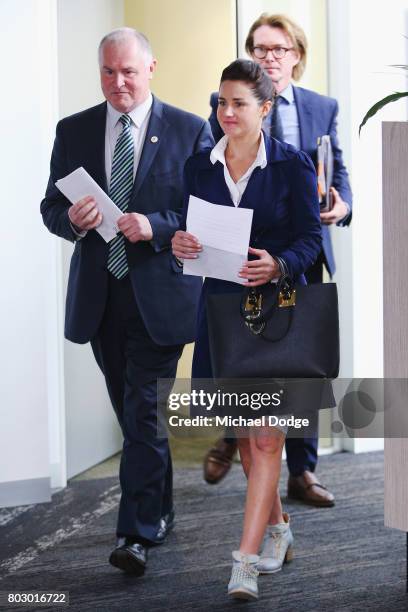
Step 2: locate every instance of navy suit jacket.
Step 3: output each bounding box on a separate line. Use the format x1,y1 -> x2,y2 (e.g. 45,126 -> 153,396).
41,96 -> 214,345
209,86 -> 352,276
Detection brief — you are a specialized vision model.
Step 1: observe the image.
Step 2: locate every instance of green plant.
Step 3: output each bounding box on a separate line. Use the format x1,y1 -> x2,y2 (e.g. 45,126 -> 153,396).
359,65 -> 408,135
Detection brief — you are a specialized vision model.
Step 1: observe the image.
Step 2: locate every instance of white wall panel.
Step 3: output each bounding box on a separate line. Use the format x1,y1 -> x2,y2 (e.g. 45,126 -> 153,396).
328,0 -> 408,452
57,0 -> 124,478
0,0 -> 59,504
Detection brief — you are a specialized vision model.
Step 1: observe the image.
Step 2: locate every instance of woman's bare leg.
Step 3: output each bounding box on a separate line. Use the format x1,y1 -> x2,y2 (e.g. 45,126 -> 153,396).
238,428 -> 285,555
267,490 -> 284,525
237,435 -> 251,477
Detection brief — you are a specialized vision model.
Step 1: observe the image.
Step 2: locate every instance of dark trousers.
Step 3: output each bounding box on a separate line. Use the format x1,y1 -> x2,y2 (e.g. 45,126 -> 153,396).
225,251 -> 326,476
91,275 -> 183,543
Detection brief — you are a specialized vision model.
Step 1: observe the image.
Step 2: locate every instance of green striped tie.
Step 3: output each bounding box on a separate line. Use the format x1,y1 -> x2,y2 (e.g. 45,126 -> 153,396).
107,114 -> 134,279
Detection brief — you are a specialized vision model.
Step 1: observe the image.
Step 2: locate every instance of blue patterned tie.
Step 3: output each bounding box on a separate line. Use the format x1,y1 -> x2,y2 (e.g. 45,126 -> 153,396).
107,114 -> 134,279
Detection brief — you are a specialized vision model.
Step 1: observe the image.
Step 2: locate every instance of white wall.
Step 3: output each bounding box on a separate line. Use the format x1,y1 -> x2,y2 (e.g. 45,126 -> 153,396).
56,0 -> 124,478
328,0 -> 408,452
0,0 -> 58,504
0,0 -> 125,507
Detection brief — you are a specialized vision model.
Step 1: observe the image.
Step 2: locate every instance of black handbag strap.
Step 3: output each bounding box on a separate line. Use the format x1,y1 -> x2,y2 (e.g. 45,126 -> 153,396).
240,256 -> 295,341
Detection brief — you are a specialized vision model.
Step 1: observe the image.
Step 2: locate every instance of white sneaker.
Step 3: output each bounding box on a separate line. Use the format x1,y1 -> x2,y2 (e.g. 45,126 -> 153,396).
257,512 -> 294,574
228,550 -> 259,600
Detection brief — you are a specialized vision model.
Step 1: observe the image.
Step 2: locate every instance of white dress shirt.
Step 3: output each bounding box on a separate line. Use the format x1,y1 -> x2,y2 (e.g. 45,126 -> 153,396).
72,95 -> 153,239
210,133 -> 267,206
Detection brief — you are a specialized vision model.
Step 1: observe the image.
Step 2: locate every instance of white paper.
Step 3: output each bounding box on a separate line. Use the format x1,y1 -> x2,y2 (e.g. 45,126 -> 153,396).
56,167 -> 123,242
183,195 -> 253,284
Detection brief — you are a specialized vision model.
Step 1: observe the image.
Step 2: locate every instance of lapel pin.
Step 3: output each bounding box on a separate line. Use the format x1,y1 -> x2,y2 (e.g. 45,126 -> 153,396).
151,136 -> 158,143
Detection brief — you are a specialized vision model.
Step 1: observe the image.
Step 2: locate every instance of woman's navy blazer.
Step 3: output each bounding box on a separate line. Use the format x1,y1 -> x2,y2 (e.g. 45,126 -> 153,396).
182,134 -> 322,378
182,133 -> 322,286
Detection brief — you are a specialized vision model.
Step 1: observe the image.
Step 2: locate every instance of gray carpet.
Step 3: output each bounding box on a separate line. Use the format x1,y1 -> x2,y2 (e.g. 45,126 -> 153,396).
0,451 -> 407,611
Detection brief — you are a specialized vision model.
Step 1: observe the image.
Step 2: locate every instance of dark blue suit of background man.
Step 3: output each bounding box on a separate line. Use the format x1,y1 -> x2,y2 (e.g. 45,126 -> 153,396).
41,28 -> 213,575
203,14 -> 352,507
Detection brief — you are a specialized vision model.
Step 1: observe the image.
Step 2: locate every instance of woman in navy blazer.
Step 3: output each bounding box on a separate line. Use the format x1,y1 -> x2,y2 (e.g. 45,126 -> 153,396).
172,60 -> 321,600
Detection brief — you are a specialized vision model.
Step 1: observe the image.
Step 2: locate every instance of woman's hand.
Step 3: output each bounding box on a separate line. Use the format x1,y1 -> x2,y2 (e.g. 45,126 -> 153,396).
171,230 -> 202,259
238,247 -> 280,286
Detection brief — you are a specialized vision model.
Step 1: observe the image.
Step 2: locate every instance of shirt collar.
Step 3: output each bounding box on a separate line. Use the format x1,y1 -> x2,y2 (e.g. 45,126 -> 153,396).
278,83 -> 294,105
210,133 -> 268,170
106,92 -> 153,129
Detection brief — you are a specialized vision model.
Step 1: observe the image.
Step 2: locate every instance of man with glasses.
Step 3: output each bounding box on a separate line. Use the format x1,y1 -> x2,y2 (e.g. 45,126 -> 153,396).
204,13 -> 352,508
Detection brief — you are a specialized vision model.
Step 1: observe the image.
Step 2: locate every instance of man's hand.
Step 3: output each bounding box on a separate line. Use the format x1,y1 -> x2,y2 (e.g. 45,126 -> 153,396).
320,187 -> 350,225
68,195 -> 102,231
171,230 -> 202,259
239,247 -> 280,287
117,213 -> 153,243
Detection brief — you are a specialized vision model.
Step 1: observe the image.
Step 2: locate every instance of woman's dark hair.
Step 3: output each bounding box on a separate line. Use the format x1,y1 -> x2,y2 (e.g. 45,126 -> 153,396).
220,59 -> 273,104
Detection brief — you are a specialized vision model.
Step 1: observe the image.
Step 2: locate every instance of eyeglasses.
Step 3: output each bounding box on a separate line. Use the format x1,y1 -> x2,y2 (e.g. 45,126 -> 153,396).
252,46 -> 294,60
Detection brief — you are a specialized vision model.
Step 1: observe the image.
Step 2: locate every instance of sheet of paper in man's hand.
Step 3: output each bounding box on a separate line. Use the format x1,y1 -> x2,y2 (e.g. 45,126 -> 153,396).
55,167 -> 123,242
183,195 -> 253,284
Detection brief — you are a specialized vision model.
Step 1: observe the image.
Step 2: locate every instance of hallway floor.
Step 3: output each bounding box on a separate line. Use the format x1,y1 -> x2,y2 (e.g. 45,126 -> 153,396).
0,451 -> 406,611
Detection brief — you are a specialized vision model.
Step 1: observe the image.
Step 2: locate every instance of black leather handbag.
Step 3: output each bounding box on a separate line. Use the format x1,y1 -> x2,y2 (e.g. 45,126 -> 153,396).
206,259 -> 339,380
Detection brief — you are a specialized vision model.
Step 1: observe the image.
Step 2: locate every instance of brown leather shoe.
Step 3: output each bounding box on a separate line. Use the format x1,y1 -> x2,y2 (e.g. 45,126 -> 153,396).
203,437 -> 238,484
287,471 -> 335,507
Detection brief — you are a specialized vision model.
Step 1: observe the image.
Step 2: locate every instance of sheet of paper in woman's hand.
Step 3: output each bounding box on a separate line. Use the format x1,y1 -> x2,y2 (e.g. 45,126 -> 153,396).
55,167 -> 123,242
184,195 -> 253,284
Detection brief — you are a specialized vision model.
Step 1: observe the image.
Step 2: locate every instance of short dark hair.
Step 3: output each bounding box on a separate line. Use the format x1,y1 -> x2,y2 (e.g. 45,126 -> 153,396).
220,59 -> 273,104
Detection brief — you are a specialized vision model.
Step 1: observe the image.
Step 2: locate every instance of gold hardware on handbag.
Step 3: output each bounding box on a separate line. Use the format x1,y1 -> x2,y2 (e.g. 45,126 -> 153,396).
244,291 -> 263,320
279,288 -> 296,308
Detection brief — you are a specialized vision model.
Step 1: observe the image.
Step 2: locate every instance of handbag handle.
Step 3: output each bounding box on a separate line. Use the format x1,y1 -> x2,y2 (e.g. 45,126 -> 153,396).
240,256 -> 295,340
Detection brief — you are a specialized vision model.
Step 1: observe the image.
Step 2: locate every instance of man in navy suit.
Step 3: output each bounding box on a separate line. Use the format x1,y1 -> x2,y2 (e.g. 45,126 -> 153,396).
204,14 -> 352,507
41,27 -> 213,575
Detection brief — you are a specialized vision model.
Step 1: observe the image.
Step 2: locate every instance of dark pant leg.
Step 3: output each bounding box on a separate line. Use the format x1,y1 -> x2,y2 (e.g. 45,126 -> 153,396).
284,252 -> 325,474
91,276 -> 183,543
284,437 -> 318,475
